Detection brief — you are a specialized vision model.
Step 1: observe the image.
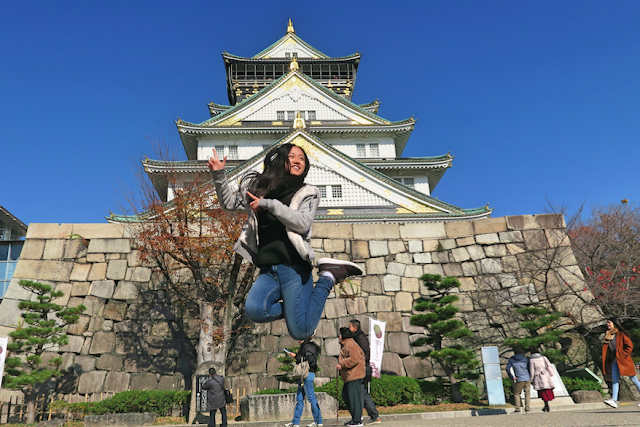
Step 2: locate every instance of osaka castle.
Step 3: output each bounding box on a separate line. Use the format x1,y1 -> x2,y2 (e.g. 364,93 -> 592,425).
133,20 -> 491,223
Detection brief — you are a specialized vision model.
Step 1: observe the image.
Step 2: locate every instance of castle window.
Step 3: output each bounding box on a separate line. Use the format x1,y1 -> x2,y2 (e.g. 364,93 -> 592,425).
369,143 -> 379,157
356,144 -> 366,157
318,186 -> 327,199
403,178 -> 415,189
277,111 -> 285,121
285,53 -> 291,58
215,145 -> 225,157
287,111 -> 296,121
307,111 -> 316,120
228,145 -> 238,160
332,185 -> 343,199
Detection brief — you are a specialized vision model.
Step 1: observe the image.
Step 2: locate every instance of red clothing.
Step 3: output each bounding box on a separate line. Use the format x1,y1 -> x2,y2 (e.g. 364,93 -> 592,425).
538,389 -> 555,402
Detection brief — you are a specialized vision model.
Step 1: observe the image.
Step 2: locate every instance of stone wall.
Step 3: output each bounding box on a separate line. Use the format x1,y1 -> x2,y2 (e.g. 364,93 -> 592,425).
0,214 -> 603,397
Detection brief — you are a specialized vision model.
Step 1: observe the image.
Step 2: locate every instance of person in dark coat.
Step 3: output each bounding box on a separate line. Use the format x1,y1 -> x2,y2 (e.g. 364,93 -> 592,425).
349,319 -> 381,424
201,368 -> 227,427
506,347 -> 531,413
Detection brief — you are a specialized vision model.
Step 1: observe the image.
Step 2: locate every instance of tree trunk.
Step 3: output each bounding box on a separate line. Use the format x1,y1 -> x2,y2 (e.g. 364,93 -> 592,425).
197,300 -> 229,367
26,398 -> 36,424
444,367 -> 463,403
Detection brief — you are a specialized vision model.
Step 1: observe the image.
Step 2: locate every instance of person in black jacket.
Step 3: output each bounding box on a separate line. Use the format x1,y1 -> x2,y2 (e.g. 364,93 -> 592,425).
349,320 -> 381,424
285,339 -> 323,427
201,368 -> 227,427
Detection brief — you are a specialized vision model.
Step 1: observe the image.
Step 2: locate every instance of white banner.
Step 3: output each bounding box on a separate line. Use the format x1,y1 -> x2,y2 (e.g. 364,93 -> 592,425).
0,337 -> 8,388
369,318 -> 386,378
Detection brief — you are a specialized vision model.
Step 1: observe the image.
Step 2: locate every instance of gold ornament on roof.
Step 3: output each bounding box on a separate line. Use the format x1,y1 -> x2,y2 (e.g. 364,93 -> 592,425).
293,111 -> 306,129
287,19 -> 295,34
290,56 -> 299,71
291,136 -> 319,160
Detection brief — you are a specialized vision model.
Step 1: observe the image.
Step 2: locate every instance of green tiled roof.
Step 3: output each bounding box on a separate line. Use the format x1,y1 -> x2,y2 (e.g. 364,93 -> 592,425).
223,51 -> 360,62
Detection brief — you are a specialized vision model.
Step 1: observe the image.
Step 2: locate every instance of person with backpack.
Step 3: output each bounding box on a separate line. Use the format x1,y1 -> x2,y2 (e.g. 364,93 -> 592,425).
349,319 -> 381,424
284,339 -> 323,427
201,367 -> 227,427
506,347 -> 531,413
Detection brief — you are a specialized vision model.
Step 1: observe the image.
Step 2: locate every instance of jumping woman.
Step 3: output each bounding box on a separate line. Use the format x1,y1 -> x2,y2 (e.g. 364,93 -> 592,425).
208,143 -> 362,340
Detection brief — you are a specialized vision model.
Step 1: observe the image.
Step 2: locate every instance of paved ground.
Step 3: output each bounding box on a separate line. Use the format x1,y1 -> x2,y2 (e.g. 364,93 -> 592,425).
172,402 -> 640,427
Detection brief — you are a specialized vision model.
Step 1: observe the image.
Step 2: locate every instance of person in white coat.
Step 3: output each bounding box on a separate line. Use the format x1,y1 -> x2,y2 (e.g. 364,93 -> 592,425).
529,349 -> 555,412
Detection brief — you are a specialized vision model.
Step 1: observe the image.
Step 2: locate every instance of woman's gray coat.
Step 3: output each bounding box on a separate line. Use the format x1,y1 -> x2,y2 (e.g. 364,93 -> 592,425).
201,374 -> 226,411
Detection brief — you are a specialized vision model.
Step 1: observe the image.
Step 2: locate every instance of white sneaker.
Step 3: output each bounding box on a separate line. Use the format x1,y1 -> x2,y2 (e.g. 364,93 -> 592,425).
284,423 -> 299,427
307,423 -> 323,427
604,398 -> 618,408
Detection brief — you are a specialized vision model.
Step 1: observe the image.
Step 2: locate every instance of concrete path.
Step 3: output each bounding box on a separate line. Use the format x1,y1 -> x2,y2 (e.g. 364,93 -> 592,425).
164,402 -> 640,427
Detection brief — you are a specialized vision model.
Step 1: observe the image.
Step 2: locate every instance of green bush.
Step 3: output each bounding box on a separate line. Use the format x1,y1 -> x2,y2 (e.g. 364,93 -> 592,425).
254,387 -> 297,395
51,390 -> 191,416
502,378 -> 514,403
561,376 -> 605,397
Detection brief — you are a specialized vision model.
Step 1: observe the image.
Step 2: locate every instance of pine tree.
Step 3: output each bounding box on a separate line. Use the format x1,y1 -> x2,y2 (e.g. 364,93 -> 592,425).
503,307 -> 566,363
410,274 -> 480,403
3,280 -> 85,424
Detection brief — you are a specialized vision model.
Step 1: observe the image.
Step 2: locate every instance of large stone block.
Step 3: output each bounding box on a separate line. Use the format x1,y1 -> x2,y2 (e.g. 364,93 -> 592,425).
413,253 -> 432,264
43,240 -> 65,260
77,370 -> 107,394
51,282 -> 72,306
72,223 -> 125,239
88,263 -> 107,281
106,260 -> 128,280
403,355 -> 433,379
89,332 -> 116,354
158,374 -> 183,390
26,223 -> 73,239
60,335 -> 85,353
312,223 -> 353,239
466,245 -> 485,260
20,239 -> 45,260
382,275 -> 401,292
271,319 -> 288,336
64,239 -> 87,259
323,238 -> 345,253
87,239 -> 131,254
401,277 -> 419,292
96,354 -> 124,371
74,355 -> 97,373
395,252 -> 413,263
442,263 -> 463,277
506,215 -> 540,231
324,299 -> 347,319
103,371 -> 131,393
388,240 -> 406,254
315,319 -> 337,338
70,263 -> 92,282
422,264 -> 444,276
404,265 -> 424,278
450,247 -> 470,263
345,297 -> 367,315
365,257 -> 386,275
476,233 -> 500,245
324,337 -> 341,356
394,292 -> 413,312
472,217 -> 507,234
535,213 -> 565,229
369,241 -> 389,257
67,315 -> 90,335
381,352 -> 406,376
84,296 -> 106,316
377,311 -> 402,331
368,296 -> 393,312
113,281 -> 140,301
480,258 -> 502,274
247,352 -> 268,373
0,299 -> 23,327
130,372 -> 158,391
240,392 -> 337,422
386,332 -> 411,355
353,223 -> 398,240
402,316 -> 424,334
431,251 -> 449,263
126,266 -> 151,283
399,223 -> 446,239
523,229 -> 548,250
70,282 -> 90,296
103,302 -> 128,321
445,220 -> 474,238
351,241 -> 370,260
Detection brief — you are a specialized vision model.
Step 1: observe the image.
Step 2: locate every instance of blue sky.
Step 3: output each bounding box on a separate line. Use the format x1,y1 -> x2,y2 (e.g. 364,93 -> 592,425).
2,1 -> 639,225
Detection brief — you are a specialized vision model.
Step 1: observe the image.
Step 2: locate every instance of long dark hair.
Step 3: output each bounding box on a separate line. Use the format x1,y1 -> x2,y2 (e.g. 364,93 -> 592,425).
610,317 -> 630,336
240,143 -> 310,200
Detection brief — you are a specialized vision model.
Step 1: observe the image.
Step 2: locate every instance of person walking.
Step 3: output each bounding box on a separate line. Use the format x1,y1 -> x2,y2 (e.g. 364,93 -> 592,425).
209,143 -> 362,340
349,319 -> 381,424
284,339 -> 323,427
336,327 -> 366,427
506,348 -> 531,414
602,318 -> 640,408
201,368 -> 227,427
529,349 -> 555,412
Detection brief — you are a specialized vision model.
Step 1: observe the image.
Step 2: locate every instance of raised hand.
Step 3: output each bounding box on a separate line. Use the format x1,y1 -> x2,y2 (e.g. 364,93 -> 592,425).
207,148 -> 227,171
247,191 -> 263,212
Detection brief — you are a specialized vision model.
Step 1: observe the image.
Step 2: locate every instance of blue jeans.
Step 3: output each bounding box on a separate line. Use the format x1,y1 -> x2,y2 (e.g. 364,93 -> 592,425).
292,372 -> 322,425
245,264 -> 334,340
611,361 -> 640,400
